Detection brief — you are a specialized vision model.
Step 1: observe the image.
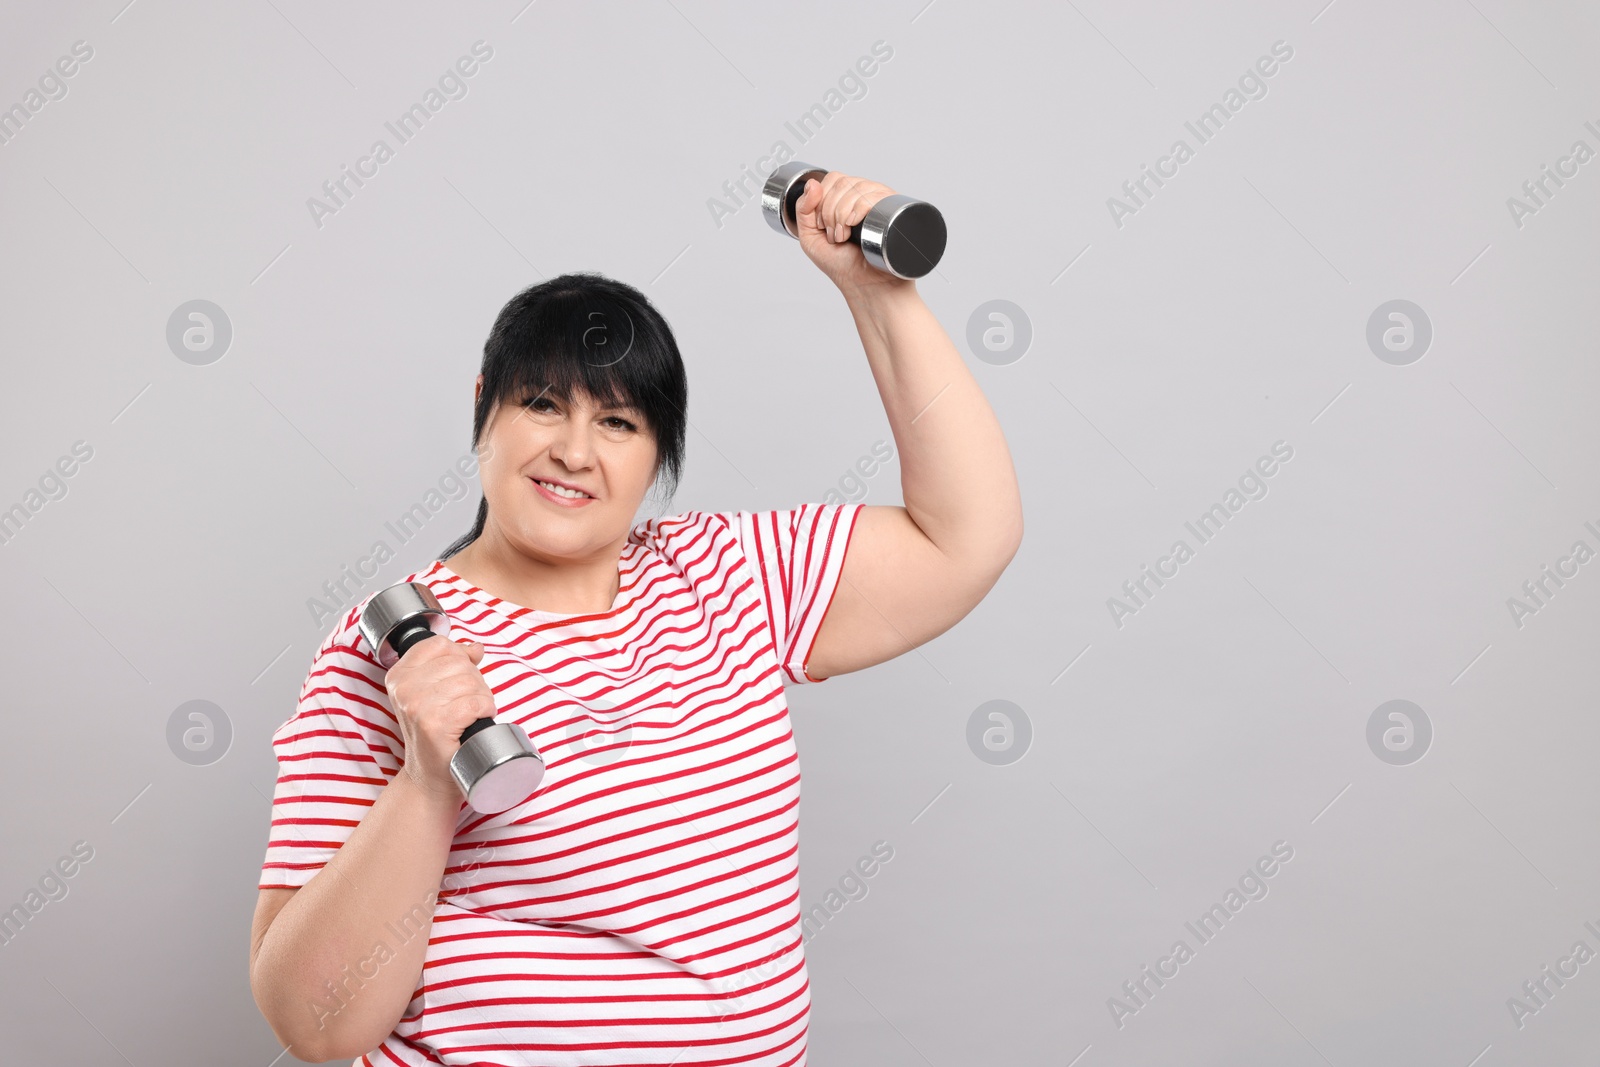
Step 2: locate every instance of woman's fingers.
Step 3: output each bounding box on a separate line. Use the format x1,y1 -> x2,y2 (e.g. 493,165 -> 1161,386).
801,177 -> 823,229
819,175 -> 855,241
384,635 -> 500,803
800,175 -> 825,235
835,190 -> 870,242
818,174 -> 892,243
801,172 -> 846,240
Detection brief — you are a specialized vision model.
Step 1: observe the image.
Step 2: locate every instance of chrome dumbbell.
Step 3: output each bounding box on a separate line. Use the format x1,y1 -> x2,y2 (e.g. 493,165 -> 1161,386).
761,160 -> 947,279
359,582 -> 544,814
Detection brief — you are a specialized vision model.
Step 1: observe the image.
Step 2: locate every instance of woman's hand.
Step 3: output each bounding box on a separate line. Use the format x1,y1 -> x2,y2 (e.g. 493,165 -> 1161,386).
383,637 -> 498,808
793,171 -> 917,300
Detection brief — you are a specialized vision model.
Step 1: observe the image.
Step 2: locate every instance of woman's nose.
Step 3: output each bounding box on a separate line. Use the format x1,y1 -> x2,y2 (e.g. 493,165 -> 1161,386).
548,418 -> 594,468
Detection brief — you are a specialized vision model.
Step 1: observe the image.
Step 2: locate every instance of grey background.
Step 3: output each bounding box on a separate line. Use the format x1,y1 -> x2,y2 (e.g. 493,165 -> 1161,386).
1,0 -> 1597,1064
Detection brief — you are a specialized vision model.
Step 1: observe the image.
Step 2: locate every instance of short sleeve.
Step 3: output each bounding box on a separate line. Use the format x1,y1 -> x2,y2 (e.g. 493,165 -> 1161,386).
258,621 -> 404,890
719,502 -> 864,685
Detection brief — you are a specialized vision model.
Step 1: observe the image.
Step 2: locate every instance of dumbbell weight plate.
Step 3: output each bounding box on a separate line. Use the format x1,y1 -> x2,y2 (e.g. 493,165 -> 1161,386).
761,160 -> 946,280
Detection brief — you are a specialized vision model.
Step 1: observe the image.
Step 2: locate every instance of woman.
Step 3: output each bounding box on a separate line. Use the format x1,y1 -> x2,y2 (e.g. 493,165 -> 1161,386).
249,172 -> 1023,1065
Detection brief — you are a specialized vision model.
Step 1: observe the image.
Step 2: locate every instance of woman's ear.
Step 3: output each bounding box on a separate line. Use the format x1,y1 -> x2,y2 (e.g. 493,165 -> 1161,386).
474,374 -> 484,404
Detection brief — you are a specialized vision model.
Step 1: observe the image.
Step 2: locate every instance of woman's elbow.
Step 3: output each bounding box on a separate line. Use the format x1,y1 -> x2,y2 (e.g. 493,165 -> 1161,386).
251,991 -> 321,1062
251,962 -> 356,1063
956,528 -> 1022,601
986,507 -> 1024,579
271,1020 -> 372,1065
1003,507 -> 1023,562
957,501 -> 1023,580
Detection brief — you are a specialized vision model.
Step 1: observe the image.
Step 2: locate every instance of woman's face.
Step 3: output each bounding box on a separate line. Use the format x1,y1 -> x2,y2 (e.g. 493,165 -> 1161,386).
475,376 -> 659,561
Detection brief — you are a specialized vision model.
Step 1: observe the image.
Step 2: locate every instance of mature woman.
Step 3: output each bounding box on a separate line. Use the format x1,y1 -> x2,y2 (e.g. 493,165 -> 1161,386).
249,172 -> 1023,1065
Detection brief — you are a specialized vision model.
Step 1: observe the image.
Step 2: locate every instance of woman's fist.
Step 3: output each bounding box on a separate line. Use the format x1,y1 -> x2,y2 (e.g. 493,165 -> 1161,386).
383,636 -> 498,807
793,171 -> 915,299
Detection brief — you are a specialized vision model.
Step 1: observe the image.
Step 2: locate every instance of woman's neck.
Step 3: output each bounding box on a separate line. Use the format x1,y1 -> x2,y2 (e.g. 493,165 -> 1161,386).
447,535 -> 622,615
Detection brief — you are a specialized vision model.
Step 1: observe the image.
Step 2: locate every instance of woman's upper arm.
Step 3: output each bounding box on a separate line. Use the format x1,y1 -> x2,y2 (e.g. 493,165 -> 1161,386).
804,504 -> 1007,681
249,886 -> 298,981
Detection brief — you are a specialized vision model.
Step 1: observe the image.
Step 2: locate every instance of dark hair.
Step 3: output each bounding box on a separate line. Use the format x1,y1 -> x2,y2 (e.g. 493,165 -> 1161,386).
439,272 -> 689,560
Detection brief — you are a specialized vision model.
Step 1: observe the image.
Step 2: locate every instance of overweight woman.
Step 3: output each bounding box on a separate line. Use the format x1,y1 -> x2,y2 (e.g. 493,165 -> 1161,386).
249,171 -> 1023,1065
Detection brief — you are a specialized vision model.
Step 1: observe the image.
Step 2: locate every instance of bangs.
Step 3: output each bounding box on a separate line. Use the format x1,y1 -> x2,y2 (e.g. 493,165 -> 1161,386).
493,287 -> 658,429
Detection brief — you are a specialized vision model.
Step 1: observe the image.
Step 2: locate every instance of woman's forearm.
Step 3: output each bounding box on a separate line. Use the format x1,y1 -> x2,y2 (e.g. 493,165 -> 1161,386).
841,281 -> 1024,569
251,774 -> 462,1061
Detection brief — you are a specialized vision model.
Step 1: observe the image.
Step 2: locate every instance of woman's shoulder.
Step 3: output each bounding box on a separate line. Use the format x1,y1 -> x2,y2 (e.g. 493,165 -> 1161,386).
625,511 -> 750,584
628,508 -> 736,547
629,503 -> 858,556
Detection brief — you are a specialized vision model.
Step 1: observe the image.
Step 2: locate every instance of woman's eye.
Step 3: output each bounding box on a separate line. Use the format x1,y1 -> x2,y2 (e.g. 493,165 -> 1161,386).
520,397 -> 633,430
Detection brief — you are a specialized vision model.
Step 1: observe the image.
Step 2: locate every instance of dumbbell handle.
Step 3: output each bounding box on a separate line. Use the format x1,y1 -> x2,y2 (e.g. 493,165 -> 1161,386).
785,179 -> 868,247
386,616 -> 496,743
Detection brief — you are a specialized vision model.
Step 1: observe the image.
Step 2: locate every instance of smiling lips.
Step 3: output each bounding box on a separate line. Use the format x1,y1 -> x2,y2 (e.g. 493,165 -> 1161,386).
532,477 -> 595,505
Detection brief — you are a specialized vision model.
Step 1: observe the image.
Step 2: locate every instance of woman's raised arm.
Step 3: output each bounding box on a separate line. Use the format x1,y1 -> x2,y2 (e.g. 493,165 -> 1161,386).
793,172 -> 1024,681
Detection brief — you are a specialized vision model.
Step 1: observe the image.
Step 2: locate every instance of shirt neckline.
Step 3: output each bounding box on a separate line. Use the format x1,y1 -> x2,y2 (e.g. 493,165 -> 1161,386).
427,549 -> 637,629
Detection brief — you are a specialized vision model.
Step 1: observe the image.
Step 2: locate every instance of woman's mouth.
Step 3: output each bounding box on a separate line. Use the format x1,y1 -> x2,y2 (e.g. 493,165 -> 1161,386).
531,478 -> 595,506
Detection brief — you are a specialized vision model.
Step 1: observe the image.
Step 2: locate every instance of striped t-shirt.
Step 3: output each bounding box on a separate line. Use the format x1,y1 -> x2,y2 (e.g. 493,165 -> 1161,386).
260,502 -> 864,1066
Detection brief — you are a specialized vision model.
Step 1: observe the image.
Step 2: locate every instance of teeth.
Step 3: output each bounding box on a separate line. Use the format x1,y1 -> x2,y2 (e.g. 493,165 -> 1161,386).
538,480 -> 590,499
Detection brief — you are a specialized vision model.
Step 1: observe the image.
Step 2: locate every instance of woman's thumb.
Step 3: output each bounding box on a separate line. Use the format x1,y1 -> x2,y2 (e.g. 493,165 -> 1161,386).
460,639 -> 484,663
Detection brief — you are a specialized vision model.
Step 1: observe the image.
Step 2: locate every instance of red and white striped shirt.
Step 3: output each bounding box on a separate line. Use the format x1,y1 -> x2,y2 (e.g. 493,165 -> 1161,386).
260,502 -> 864,1066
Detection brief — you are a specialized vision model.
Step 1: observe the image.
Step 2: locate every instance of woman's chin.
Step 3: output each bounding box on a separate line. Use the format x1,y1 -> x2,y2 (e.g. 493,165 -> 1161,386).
515,528 -> 611,557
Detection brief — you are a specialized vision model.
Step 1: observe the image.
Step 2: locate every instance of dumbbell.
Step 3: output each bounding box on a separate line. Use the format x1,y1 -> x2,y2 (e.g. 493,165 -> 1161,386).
358,582 -> 545,814
762,161 -> 947,280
